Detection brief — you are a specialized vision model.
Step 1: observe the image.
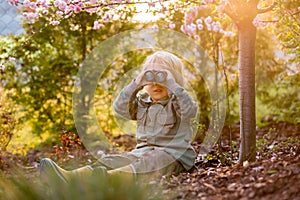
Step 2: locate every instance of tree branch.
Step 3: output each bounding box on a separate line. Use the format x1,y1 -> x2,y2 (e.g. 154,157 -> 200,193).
257,2 -> 277,14
223,1 -> 239,22
248,0 -> 260,7
84,0 -> 166,9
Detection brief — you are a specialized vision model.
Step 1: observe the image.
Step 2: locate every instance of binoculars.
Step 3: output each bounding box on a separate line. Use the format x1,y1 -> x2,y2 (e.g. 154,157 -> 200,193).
144,70 -> 167,83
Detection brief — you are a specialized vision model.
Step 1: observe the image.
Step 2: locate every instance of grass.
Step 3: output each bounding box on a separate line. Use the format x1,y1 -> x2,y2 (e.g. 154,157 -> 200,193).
0,169 -> 162,200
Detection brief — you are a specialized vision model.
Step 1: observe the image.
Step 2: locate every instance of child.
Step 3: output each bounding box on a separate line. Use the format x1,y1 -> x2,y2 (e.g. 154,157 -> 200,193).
40,51 -> 198,182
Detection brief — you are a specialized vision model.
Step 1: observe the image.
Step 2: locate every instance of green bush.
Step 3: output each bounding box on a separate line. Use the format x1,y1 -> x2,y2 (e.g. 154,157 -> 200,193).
0,87 -> 17,151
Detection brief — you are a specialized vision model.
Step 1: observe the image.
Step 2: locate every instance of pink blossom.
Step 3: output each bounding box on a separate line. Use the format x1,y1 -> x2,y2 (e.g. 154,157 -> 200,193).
69,4 -> 75,11
29,2 -> 37,9
89,0 -> 98,4
68,2 -> 83,13
216,4 -> 225,13
223,31 -> 235,37
23,12 -> 39,21
77,2 -> 84,8
54,0 -> 67,11
86,7 -> 99,13
194,34 -> 200,41
180,25 -> 187,34
213,26 -> 220,32
102,12 -> 111,23
204,0 -> 213,4
253,16 -> 268,28
85,1 -> 99,13
206,24 -> 211,31
42,9 -> 49,15
64,10 -> 73,18
185,23 -> 196,36
218,12 -> 226,19
23,0 -> 31,8
0,64 -> 5,71
212,21 -> 221,32
174,4 -> 178,11
151,24 -> 159,32
36,0 -> 46,6
113,0 -> 123,3
37,0 -> 50,8
73,5 -> 82,13
169,22 -> 176,29
198,5 -> 207,10
93,21 -> 104,30
197,24 -> 204,30
204,16 -> 212,24
59,1 -> 67,11
56,11 -> 64,16
148,2 -> 155,7
7,0 -> 18,6
9,57 -> 16,62
54,0 -> 60,7
196,18 -> 202,24
184,6 -> 198,25
50,20 -> 60,25
184,13 -> 193,25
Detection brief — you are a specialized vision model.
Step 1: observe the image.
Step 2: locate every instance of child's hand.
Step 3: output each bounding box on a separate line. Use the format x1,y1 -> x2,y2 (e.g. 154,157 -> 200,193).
161,69 -> 175,81
135,69 -> 176,87
135,71 -> 150,86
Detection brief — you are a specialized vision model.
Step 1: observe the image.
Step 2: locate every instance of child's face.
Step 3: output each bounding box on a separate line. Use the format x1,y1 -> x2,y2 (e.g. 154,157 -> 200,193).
144,83 -> 169,102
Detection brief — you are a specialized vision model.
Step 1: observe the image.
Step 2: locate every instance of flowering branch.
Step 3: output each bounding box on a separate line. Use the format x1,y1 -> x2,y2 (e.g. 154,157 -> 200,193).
257,2 -> 277,14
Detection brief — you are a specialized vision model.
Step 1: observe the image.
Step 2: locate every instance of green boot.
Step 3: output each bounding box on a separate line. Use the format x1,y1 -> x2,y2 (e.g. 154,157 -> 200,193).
40,158 -> 107,183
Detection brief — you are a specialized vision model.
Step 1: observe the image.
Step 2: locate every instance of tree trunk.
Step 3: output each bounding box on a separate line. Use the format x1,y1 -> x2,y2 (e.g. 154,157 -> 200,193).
223,0 -> 260,162
238,22 -> 257,162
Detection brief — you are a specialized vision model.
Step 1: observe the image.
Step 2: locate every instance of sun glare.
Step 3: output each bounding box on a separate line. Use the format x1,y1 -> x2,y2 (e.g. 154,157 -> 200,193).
132,1 -> 174,22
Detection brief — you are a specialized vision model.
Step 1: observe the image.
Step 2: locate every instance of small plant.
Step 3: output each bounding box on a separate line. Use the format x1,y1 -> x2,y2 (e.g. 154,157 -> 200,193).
0,88 -> 17,151
53,129 -> 84,159
268,127 -> 277,133
192,120 -> 207,142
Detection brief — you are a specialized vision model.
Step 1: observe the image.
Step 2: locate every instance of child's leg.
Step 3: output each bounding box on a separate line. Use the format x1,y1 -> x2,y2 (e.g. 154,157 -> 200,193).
40,154 -> 137,183
40,158 -> 106,183
40,151 -> 183,183
107,150 -> 184,181
92,154 -> 137,170
128,150 -> 184,179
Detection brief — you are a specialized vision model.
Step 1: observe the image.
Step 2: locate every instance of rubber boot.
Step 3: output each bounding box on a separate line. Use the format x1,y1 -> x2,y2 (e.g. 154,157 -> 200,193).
40,158 -> 106,183
108,165 -> 136,182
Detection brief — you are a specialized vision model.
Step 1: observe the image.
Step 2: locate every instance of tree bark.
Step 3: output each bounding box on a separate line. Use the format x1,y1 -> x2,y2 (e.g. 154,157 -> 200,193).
223,0 -> 260,162
238,21 -> 257,162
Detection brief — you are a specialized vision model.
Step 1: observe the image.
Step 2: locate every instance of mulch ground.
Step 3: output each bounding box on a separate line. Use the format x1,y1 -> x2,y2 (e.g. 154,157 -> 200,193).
0,122 -> 299,200
161,122 -> 300,200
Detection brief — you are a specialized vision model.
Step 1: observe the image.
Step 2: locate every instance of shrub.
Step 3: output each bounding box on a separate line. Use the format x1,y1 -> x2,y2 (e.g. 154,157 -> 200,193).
0,87 -> 17,151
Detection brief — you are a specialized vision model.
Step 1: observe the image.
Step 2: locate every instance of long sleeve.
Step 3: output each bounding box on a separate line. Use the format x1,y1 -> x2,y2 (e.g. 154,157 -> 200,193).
113,80 -> 141,120
166,79 -> 198,121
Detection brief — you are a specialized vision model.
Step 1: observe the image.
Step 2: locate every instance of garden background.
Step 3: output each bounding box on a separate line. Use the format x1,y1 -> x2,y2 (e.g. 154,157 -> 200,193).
0,0 -> 299,199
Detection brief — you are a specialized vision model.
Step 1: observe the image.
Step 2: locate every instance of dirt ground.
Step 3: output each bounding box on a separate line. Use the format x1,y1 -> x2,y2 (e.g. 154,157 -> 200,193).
1,122 -> 299,200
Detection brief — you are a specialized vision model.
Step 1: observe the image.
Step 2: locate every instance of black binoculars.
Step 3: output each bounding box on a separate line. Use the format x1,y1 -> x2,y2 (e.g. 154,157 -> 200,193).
144,70 -> 167,83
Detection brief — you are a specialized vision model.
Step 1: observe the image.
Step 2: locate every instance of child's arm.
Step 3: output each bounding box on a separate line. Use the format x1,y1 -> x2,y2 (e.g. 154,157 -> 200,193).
113,80 -> 141,120
164,72 -> 198,121
113,71 -> 149,120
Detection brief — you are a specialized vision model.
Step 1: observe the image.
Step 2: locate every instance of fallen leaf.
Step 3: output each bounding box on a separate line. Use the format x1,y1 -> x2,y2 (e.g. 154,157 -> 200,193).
203,182 -> 216,191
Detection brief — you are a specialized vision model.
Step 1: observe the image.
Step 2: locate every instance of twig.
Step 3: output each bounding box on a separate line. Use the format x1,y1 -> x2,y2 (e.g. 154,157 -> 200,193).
257,2 -> 277,14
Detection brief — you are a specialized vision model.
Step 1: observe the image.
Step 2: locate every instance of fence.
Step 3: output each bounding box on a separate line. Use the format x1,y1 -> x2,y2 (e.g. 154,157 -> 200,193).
0,0 -> 24,35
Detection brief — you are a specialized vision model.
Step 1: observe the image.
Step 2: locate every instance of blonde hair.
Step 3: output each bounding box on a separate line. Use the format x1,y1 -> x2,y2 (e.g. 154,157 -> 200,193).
142,51 -> 185,86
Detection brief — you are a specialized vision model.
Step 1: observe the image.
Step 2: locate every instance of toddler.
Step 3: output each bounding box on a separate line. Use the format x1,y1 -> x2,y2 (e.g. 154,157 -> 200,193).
40,51 -> 198,182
